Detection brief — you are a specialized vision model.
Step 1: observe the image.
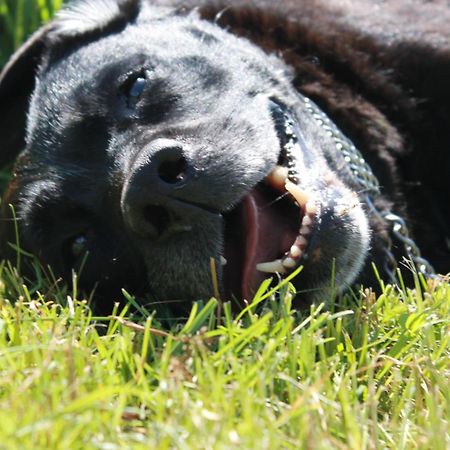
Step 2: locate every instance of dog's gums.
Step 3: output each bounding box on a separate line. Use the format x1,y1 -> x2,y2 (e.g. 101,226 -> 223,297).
0,0 -> 448,311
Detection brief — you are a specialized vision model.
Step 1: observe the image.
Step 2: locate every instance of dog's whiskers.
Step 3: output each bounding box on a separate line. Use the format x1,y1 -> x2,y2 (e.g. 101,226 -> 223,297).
0,217 -> 23,222
214,6 -> 231,24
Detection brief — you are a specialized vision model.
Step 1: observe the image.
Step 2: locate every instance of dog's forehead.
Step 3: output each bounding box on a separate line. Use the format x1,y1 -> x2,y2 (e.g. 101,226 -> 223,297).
42,13 -> 286,87
25,12 -> 291,140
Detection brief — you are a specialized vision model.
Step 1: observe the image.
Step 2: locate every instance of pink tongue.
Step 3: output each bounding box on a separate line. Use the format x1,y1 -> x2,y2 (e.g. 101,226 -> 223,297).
241,190 -> 296,300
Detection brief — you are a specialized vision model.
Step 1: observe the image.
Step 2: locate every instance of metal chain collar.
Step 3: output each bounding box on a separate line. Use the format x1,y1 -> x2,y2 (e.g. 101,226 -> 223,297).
302,96 -> 436,281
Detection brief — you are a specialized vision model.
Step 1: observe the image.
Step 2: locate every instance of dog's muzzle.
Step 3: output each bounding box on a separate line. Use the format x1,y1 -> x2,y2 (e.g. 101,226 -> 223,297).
120,97 -> 372,301
121,138 -> 215,240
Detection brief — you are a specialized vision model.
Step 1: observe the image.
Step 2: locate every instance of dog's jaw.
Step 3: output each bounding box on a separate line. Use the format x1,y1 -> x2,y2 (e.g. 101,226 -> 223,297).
220,99 -> 371,302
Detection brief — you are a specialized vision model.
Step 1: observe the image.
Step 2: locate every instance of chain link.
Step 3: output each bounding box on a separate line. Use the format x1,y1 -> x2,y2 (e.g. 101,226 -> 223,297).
303,96 -> 381,196
363,196 -> 398,281
302,95 -> 436,281
383,211 -> 436,276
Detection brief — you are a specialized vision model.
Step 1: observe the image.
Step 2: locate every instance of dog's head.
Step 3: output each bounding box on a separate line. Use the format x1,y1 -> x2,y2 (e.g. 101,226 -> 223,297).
0,0 -> 370,307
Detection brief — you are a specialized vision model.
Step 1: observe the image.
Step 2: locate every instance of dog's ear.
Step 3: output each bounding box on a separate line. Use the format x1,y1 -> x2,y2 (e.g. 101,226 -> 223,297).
47,0 -> 140,40
0,25 -> 51,169
0,0 -> 140,169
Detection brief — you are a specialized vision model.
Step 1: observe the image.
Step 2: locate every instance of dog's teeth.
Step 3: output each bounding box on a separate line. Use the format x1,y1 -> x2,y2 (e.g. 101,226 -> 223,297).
256,259 -> 287,274
299,214 -> 314,235
300,225 -> 311,236
295,235 -> 308,248
266,166 -> 289,191
305,201 -> 317,215
220,256 -> 227,266
285,181 -> 309,208
282,257 -> 297,269
290,244 -> 302,258
302,215 -> 312,227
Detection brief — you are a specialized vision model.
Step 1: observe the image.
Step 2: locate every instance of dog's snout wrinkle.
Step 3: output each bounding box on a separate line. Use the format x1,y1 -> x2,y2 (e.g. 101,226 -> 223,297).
143,205 -> 171,237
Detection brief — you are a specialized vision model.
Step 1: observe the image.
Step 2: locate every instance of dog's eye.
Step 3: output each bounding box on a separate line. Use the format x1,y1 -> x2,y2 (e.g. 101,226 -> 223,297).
72,235 -> 88,257
129,77 -> 146,99
123,70 -> 150,108
65,234 -> 88,262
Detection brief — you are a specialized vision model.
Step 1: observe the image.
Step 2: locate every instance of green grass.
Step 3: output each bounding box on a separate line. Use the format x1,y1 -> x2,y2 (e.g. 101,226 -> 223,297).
0,262 -> 449,449
1,2 -> 450,448
0,0 -> 63,67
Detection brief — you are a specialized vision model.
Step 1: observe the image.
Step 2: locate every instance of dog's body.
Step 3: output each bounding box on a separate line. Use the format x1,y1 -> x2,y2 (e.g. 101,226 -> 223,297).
0,0 -> 449,309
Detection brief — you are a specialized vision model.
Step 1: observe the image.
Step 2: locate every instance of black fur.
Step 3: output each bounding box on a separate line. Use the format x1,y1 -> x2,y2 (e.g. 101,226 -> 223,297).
0,0 -> 448,310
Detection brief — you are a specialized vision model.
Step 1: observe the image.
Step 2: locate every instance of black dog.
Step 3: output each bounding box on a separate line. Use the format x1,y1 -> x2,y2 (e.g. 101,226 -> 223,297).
0,0 -> 448,309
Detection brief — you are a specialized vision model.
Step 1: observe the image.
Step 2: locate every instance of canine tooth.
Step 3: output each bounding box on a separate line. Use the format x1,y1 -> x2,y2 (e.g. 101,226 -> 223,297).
220,256 -> 227,266
256,259 -> 287,274
305,201 -> 317,215
266,166 -> 288,191
285,181 -> 309,208
290,244 -> 302,258
282,257 -> 297,269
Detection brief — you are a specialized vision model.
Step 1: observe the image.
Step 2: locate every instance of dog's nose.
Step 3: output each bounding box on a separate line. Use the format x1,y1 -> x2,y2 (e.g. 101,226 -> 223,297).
153,145 -> 189,186
122,140 -> 194,239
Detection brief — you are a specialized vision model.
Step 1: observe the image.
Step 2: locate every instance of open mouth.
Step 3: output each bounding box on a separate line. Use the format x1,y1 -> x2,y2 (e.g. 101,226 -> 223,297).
223,99 -> 320,300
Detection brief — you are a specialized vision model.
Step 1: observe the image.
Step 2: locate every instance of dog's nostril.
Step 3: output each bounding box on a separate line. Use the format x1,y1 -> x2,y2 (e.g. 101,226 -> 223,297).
157,155 -> 188,184
143,205 -> 171,236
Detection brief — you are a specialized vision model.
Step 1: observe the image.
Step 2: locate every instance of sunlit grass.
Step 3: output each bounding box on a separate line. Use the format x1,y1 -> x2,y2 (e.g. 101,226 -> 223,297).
0,0 -> 63,66
0,260 -> 449,448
